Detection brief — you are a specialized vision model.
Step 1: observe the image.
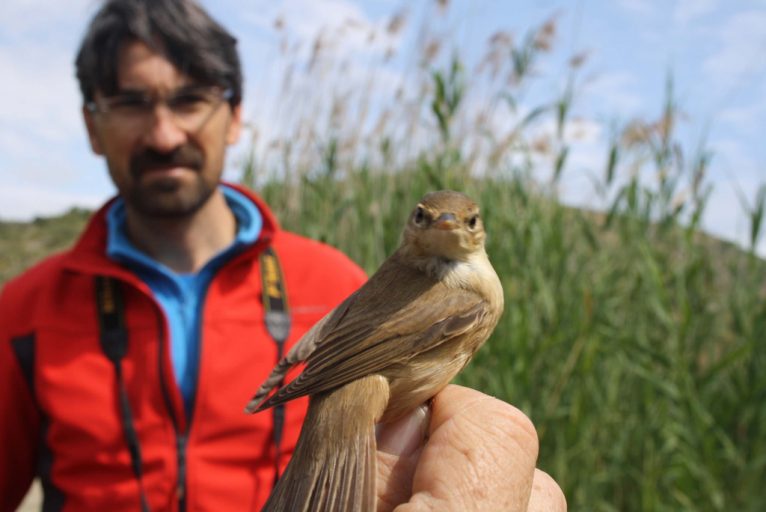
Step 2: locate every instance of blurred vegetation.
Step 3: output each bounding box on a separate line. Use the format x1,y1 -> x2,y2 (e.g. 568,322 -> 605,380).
0,209 -> 90,285
3,3 -> 765,511
245,6 -> 766,510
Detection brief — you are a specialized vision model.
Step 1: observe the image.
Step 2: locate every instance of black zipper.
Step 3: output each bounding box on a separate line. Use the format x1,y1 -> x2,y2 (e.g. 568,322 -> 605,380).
176,433 -> 188,508
156,311 -> 188,510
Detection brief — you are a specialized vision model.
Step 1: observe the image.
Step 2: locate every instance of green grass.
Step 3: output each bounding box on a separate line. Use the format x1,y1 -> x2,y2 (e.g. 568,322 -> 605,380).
4,175 -> 764,510
0,208 -> 90,285
245,11 -> 766,508
255,166 -> 765,512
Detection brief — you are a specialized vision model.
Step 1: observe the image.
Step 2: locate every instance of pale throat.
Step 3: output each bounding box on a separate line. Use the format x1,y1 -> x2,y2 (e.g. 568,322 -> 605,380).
125,189 -> 237,274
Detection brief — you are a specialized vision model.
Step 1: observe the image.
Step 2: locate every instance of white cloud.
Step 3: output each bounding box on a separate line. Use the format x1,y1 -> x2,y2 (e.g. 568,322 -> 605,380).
0,184 -> 104,222
237,0 -> 402,60
0,1 -> 100,221
229,0 -> 417,168
703,10 -> 766,92
700,138 -> 766,253
0,0 -> 94,39
718,94 -> 766,138
0,125 -> 40,163
583,71 -> 644,118
712,138 -> 765,188
674,0 -> 719,24
276,0 -> 369,39
0,44 -> 84,142
0,39 -> 90,208
617,0 -> 655,15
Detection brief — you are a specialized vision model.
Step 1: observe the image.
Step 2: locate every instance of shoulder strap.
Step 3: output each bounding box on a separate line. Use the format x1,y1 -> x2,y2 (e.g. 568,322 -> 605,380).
95,276 -> 128,361
260,246 -> 291,344
95,276 -> 150,512
95,246 -> 292,496
259,246 -> 291,486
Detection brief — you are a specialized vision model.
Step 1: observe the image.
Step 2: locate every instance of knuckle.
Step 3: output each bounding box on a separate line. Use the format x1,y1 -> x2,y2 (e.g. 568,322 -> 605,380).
529,469 -> 567,512
486,398 -> 539,460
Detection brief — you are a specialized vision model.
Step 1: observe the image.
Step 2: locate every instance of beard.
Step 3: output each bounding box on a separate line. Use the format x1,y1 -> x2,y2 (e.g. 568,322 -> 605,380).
119,144 -> 218,218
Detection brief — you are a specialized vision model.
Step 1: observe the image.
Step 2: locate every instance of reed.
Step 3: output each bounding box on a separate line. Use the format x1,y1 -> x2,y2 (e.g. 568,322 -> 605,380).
242,5 -> 766,510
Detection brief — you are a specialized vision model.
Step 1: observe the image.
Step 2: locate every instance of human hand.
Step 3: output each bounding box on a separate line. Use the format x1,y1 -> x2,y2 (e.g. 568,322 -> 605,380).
376,385 -> 566,511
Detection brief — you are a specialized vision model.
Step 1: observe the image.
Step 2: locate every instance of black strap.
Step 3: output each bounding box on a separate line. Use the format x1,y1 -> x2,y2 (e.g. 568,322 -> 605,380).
94,246 -> 291,501
95,276 -> 151,512
259,246 -> 291,487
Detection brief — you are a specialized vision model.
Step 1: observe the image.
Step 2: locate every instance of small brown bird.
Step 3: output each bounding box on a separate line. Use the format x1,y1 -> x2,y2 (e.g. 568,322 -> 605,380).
245,190 -> 504,511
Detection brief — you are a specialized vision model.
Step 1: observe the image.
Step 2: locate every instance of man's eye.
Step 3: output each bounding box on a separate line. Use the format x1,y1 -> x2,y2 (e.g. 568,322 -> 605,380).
108,95 -> 148,111
169,93 -> 209,112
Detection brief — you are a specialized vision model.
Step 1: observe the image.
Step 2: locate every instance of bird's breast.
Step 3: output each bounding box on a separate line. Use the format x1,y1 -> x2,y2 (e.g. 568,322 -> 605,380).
378,320 -> 494,424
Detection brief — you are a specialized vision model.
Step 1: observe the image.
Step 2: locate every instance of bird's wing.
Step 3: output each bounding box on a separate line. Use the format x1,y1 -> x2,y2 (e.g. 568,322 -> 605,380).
253,257 -> 490,412
244,291 -> 358,413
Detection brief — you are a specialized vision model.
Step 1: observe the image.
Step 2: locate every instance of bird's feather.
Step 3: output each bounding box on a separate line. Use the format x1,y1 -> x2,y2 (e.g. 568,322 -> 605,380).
249,253 -> 489,413
261,375 -> 389,512
246,190 -> 505,512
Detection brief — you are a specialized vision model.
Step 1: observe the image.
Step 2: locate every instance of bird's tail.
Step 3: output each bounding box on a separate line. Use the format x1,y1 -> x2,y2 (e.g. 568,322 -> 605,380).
262,375 -> 390,512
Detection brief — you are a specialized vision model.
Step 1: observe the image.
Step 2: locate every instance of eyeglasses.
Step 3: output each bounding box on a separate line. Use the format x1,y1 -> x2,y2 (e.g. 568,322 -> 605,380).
86,86 -> 234,133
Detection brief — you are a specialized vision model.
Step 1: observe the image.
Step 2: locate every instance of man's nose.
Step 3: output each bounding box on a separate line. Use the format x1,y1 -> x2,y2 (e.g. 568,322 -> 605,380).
141,104 -> 187,152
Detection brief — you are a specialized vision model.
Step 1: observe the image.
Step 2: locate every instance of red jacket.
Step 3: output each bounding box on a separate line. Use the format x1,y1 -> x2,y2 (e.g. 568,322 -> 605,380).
0,184 -> 367,511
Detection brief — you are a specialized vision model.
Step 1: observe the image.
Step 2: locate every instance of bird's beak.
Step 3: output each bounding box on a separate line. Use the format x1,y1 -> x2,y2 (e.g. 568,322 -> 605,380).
433,212 -> 458,230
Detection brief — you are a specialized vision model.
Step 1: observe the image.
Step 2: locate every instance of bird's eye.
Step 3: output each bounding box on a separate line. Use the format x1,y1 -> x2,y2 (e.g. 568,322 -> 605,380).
414,207 -> 425,224
468,215 -> 479,229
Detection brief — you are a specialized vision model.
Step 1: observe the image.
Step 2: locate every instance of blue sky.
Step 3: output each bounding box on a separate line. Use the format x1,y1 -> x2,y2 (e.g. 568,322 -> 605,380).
1,0 -> 765,254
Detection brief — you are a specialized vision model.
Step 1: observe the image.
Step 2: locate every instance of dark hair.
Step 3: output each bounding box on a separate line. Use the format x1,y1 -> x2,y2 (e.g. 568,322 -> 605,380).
75,0 -> 242,106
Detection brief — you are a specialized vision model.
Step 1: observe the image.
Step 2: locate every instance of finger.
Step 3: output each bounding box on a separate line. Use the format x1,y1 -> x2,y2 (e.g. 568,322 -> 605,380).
397,385 -> 539,511
527,469 -> 567,512
376,405 -> 430,511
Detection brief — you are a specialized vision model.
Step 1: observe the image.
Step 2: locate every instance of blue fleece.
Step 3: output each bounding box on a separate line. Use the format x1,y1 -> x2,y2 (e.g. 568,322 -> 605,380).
106,186 -> 262,416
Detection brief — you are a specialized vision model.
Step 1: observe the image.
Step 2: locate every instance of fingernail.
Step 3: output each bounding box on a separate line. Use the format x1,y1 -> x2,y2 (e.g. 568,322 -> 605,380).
376,404 -> 430,456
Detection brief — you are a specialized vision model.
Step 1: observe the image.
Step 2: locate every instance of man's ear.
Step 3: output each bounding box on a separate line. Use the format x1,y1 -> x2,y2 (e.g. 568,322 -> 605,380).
82,106 -> 104,155
226,103 -> 243,146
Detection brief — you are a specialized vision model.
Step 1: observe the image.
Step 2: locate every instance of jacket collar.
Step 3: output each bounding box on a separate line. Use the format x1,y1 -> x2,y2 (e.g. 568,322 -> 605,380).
61,182 -> 279,279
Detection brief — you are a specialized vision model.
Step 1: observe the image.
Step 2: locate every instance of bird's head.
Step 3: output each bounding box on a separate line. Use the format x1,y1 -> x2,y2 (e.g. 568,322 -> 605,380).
401,190 -> 486,262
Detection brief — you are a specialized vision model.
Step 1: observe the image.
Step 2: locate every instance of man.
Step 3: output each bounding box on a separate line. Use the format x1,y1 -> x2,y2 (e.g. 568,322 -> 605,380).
0,1 -> 565,510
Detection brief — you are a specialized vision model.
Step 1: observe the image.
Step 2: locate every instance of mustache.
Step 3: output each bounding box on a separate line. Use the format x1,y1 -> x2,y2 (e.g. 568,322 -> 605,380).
130,145 -> 204,176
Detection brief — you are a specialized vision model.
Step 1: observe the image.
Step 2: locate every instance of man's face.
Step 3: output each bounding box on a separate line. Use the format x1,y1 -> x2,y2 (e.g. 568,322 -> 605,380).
83,40 -> 242,218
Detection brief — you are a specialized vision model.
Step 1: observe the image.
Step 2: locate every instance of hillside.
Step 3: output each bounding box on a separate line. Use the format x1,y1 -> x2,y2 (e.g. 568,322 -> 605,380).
2,177 -> 764,511
0,208 -> 91,285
